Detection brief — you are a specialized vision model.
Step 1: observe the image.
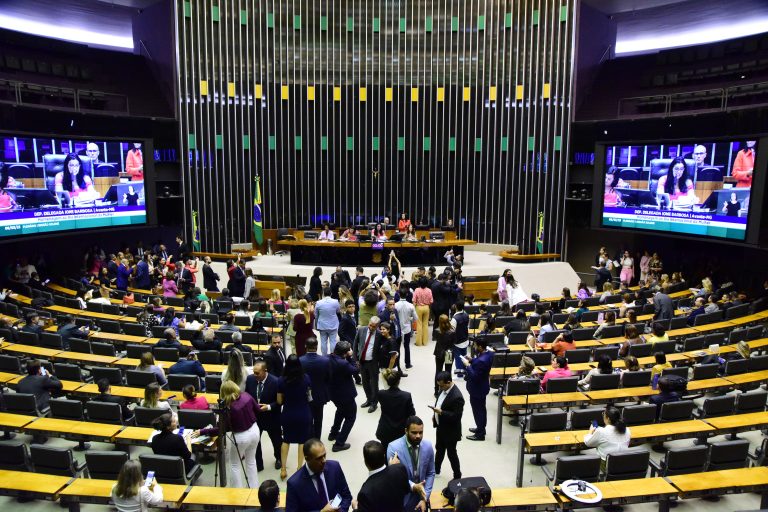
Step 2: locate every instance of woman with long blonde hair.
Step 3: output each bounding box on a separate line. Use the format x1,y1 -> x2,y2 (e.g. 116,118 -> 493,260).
221,348 -> 250,391
292,298 -> 314,356
193,381 -> 260,488
111,459 -> 163,512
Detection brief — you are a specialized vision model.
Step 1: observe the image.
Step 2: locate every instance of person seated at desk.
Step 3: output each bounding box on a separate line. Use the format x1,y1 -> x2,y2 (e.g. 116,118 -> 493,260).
579,354 -> 620,390
722,192 -> 741,216
150,412 -> 196,472
219,312 -> 241,332
371,223 -> 388,241
397,212 -> 411,232
137,352 -> 167,387
404,224 -> 418,241
656,157 -> 698,207
546,330 -> 576,358
686,297 -> 707,326
111,459 -> 163,512
17,359 -> 62,412
141,382 -> 173,413
93,378 -> 135,422
603,167 -> 627,207
319,223 -> 335,241
54,153 -> 100,205
169,352 -> 207,390
179,384 -> 210,410
156,327 -> 186,354
583,406 -> 630,465
649,375 -> 682,418
340,225 -> 359,241
647,322 -> 669,344
0,187 -> 16,212
225,331 -> 253,354
618,324 -> 646,358
538,356 -> 572,392
191,327 -> 222,352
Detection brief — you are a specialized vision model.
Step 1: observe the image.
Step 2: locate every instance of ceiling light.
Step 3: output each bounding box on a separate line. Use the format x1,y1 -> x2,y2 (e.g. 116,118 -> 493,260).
0,13 -> 134,50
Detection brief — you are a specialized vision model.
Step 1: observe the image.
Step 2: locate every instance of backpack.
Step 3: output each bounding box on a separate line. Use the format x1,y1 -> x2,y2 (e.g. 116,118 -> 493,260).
442,477 -> 492,506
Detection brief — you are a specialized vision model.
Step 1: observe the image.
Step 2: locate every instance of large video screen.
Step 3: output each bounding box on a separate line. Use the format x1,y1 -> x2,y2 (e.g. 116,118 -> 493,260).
0,134 -> 148,237
601,139 -> 758,241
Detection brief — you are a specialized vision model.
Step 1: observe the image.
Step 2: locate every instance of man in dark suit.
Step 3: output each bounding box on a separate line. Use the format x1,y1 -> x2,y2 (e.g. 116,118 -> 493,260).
328,341 -> 358,452
354,317 -> 383,413
135,253 -> 151,289
56,315 -> 84,350
300,337 -> 331,439
93,378 -> 134,422
375,371 -> 415,446
263,334 -> 286,376
202,256 -> 220,292
349,266 -> 366,305
430,371 -> 464,480
461,338 -> 493,441
653,284 -> 674,321
594,261 -> 612,292
176,235 -> 190,263
246,360 -> 283,471
285,439 -> 353,512
356,440 -> 412,512
338,301 -> 361,385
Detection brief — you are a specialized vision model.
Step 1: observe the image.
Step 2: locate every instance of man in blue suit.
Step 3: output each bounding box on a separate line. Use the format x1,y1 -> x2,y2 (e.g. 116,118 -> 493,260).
246,360 -> 282,471
135,253 -> 151,289
461,337 -> 493,441
300,337 -> 331,439
286,439 -> 352,512
386,416 -> 434,512
328,341 -> 358,452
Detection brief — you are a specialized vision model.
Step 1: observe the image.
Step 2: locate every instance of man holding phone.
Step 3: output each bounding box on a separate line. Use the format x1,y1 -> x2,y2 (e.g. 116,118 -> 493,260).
286,439 -> 352,512
461,338 -> 493,441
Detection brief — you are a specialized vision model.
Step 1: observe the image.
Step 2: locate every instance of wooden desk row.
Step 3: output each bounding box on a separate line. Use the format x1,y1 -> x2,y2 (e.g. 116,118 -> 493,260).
2,466 -> 768,511
0,341 -> 265,376
515,412 -> 768,490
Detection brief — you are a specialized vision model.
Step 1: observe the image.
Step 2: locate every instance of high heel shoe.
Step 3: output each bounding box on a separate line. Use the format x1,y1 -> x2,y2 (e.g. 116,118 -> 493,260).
280,468 -> 287,481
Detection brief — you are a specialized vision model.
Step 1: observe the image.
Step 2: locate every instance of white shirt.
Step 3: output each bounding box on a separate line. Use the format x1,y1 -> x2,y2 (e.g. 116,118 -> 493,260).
434,384 -> 454,425
111,484 -> 163,512
319,230 -> 335,241
583,425 -> 631,459
368,465 -> 386,476
506,284 -> 529,306
394,299 -> 418,335
360,329 -> 376,362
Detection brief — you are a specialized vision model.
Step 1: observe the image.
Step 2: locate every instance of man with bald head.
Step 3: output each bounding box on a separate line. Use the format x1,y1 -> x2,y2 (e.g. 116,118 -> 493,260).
692,145 -> 707,170
246,360 -> 283,471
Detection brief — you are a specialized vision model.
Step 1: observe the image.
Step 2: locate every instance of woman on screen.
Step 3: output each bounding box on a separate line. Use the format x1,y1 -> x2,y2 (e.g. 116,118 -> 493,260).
371,223 -> 387,241
603,168 -> 626,207
125,142 -> 144,181
123,185 -> 140,206
54,153 -> 99,204
722,192 -> 741,217
657,157 -> 696,205
731,140 -> 756,188
0,188 -> 15,213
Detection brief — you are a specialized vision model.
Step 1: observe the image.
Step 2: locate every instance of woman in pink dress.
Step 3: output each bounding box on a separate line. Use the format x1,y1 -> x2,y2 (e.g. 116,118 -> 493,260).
619,250 -> 634,285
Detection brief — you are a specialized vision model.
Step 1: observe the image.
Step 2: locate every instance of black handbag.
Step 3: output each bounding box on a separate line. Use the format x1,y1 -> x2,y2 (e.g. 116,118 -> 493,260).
441,477 -> 491,506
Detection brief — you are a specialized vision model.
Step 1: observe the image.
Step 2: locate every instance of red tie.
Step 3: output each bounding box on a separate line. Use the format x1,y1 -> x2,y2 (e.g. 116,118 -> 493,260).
361,331 -> 373,362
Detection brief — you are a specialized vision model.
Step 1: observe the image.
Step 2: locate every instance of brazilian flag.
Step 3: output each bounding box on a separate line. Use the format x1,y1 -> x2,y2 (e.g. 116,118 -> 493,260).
536,212 -> 544,254
192,210 -> 201,251
253,176 -> 263,244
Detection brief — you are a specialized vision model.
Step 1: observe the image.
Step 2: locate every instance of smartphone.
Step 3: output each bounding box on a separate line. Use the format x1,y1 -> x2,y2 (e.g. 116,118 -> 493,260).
427,404 -> 436,409
144,471 -> 155,488
330,494 -> 342,508
178,426 -> 185,437
591,420 -> 598,428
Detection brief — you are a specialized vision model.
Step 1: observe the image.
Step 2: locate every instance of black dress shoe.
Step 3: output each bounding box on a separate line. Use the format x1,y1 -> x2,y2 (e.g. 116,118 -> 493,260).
469,428 -> 478,433
466,434 -> 485,441
406,365 -> 413,369
453,473 -> 462,480
367,404 -> 378,413
274,460 -> 282,470
332,443 -> 351,452
360,401 -> 371,408
257,465 -> 264,472
328,432 -> 337,441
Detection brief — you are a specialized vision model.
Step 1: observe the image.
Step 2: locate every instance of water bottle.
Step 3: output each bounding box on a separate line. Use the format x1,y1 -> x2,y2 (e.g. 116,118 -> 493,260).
267,239 -> 273,255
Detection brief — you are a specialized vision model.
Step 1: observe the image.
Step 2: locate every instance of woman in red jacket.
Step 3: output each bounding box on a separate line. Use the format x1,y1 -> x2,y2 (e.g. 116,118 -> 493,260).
125,142 -> 144,181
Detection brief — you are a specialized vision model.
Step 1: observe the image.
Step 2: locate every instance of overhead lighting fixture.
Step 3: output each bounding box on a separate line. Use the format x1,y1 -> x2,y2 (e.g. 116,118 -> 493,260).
0,13 -> 134,50
616,18 -> 768,54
